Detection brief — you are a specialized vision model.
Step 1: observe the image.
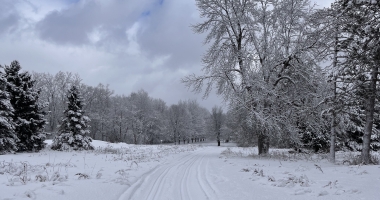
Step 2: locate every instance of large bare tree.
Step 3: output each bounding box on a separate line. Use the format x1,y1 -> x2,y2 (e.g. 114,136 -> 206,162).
183,0 -> 322,154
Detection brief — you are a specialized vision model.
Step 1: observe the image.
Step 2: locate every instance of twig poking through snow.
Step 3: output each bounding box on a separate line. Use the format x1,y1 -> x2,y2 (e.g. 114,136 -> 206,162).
314,164 -> 323,173
323,180 -> 338,189
130,161 -> 138,168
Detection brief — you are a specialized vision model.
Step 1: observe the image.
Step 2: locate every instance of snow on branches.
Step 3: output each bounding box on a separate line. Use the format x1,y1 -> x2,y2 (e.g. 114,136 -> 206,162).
51,86 -> 94,151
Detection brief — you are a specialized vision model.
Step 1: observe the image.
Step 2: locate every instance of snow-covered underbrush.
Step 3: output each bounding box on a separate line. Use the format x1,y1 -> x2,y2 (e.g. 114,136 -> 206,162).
94,143 -> 199,163
0,159 -> 72,186
221,147 -> 380,165
219,146 -> 380,199
0,140 -> 200,200
337,151 -> 380,165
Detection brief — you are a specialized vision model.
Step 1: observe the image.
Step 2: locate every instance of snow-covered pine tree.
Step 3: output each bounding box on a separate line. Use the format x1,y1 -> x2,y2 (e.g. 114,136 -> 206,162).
0,70 -> 18,154
333,0 -> 380,164
3,61 -> 47,152
51,85 -> 93,150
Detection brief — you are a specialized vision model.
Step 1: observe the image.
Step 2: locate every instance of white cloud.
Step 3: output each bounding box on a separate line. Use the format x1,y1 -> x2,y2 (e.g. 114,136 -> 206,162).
125,22 -> 141,56
150,55 -> 171,69
87,25 -> 106,44
15,0 -> 68,22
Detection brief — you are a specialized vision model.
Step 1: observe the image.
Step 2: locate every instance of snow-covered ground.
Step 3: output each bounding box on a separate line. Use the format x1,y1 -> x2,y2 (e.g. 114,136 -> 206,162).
0,141 -> 379,200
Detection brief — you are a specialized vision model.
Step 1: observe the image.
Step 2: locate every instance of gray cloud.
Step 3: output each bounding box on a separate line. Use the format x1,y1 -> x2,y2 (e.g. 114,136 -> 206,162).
36,0 -> 153,45
0,1 -> 20,35
138,0 -> 206,70
0,0 -> 334,111
0,14 -> 19,34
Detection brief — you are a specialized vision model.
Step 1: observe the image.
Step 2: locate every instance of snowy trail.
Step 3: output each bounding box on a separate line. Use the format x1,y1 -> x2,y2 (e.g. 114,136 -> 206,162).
118,147 -> 220,200
117,144 -> 380,200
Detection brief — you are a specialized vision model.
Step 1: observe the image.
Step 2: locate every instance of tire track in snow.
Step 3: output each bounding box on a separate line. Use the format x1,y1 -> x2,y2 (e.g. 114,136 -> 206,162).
118,152 -> 194,200
147,153 -> 197,199
145,162 -> 174,199
118,147 -> 219,200
196,155 -> 213,199
195,149 -> 220,200
180,153 -> 202,200
204,157 -> 219,195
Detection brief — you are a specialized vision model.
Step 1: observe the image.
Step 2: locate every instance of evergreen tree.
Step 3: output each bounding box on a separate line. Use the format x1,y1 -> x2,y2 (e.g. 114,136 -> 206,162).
51,85 -> 93,150
4,61 -> 47,152
332,0 -> 380,164
0,70 -> 18,154
345,100 -> 380,152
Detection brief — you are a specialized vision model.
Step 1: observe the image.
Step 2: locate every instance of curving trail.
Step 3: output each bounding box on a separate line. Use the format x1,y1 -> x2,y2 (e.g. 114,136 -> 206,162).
118,146 -> 220,200
118,144 -> 326,200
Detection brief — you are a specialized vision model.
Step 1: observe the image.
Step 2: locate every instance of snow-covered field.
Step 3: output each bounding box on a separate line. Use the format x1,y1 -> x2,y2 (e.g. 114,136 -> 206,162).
0,141 -> 379,200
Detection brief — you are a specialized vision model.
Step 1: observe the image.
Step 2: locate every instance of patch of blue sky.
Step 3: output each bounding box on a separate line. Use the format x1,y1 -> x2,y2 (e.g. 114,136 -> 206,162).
140,0 -> 163,18
141,10 -> 151,17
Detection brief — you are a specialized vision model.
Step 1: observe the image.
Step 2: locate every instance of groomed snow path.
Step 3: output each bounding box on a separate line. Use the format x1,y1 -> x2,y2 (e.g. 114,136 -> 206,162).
118,146 -> 221,200
118,144 -> 379,200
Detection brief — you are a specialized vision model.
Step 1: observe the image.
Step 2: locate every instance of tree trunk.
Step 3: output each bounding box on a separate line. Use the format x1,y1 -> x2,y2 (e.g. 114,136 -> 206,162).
174,130 -> 177,145
258,133 -> 269,155
330,113 -> 336,163
101,122 -> 104,141
330,25 -> 339,163
361,66 -> 378,164
258,99 -> 270,155
119,112 -> 122,141
217,140 -> 220,146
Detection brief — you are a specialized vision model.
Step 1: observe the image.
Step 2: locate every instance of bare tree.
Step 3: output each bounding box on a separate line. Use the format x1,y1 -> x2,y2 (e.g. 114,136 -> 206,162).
183,0 -> 322,154
81,83 -> 113,141
210,106 -> 224,146
168,101 -> 191,145
33,71 -> 81,134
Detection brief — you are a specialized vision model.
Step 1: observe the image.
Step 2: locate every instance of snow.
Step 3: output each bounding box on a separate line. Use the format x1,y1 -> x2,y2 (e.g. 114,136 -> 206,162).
0,141 -> 379,200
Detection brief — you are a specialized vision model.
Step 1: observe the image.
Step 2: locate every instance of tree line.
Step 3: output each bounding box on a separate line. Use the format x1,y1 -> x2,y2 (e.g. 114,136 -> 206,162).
33,70 -> 214,145
0,61 -> 216,153
183,0 -> 380,164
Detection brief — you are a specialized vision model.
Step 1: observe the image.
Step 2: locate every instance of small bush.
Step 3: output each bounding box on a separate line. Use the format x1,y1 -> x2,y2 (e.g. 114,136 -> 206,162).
241,168 -> 250,172
342,153 -> 380,165
35,174 -> 47,182
51,171 -> 68,182
75,173 -> 90,180
275,174 -> 309,187
370,154 -> 380,165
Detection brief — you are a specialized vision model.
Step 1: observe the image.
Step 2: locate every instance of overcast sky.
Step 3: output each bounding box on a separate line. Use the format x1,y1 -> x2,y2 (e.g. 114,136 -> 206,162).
0,0 -> 334,110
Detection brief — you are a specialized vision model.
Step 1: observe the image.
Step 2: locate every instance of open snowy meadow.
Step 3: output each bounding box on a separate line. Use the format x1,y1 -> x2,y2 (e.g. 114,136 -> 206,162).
0,141 -> 379,200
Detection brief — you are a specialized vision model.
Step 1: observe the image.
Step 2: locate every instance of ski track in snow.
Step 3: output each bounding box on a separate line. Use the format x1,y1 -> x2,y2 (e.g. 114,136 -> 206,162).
118,148 -> 219,200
